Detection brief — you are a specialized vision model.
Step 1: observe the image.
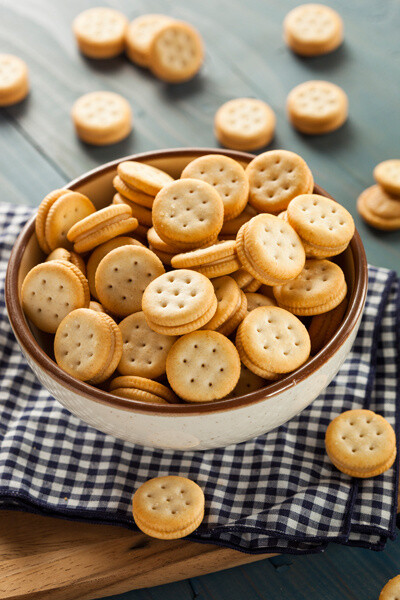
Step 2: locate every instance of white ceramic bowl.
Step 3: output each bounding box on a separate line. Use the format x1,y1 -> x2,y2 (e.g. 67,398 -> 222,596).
6,148 -> 368,450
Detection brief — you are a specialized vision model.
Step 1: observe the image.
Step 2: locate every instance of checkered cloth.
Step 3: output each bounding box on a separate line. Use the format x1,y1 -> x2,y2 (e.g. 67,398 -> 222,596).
0,204 -> 399,555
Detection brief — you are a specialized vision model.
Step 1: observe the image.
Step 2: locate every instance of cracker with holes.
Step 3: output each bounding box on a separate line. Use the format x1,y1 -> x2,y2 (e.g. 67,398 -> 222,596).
132,476 -> 205,539
118,311 -> 177,378
110,375 -> 177,404
214,98 -> 276,151
142,270 -> 217,335
287,81 -> 348,135
181,154 -> 249,220
287,194 -> 354,258
171,240 -> 240,278
308,297 -> 348,355
95,245 -> 165,317
148,21 -> 204,83
44,191 -> 96,252
0,54 -> 29,107
125,14 -> 175,67
203,276 -> 247,336
283,4 -> 343,57
73,7 -> 128,59
236,214 -> 305,285
236,306 -> 311,379
166,330 -> 240,401
229,364 -> 266,398
273,259 -> 347,316
72,91 -> 132,145
379,575 -> 400,600
357,185 -> 400,231
325,409 -> 396,478
54,308 -> 122,384
113,175 -> 155,208
117,161 -> 173,196
87,236 -> 144,299
374,160 -> 400,197
246,150 -> 314,213
245,292 -> 276,313
21,260 -> 90,333
152,179 -> 223,249
67,204 -> 138,253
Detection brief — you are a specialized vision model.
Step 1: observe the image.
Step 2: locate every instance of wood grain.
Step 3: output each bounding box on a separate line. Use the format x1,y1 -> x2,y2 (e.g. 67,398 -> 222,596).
0,510 -> 273,600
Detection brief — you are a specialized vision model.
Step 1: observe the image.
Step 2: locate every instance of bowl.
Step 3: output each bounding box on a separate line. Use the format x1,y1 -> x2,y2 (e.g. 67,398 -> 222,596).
5,148 -> 368,451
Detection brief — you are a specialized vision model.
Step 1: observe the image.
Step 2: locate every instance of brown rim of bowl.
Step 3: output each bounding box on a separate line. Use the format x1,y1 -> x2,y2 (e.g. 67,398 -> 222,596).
5,147 -> 368,416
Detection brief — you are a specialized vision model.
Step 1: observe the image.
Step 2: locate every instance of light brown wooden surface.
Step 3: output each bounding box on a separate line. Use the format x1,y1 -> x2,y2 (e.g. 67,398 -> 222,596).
0,510 -> 273,600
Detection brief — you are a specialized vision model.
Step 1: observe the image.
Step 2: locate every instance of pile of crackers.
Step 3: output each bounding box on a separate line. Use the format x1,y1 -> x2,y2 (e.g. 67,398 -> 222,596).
21,150 -> 355,404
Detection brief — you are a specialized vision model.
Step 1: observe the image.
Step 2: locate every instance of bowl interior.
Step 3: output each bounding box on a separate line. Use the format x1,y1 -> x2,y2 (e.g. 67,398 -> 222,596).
11,149 -> 366,415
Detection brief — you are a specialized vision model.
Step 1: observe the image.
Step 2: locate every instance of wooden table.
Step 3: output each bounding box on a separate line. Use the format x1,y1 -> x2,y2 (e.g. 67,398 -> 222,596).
0,0 -> 399,599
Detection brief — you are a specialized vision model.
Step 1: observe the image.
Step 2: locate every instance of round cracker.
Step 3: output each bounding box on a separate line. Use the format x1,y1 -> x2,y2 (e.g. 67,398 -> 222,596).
118,311 -> 177,378
214,98 -> 276,151
166,330 -> 241,402
181,154 -> 249,220
95,245 -> 165,317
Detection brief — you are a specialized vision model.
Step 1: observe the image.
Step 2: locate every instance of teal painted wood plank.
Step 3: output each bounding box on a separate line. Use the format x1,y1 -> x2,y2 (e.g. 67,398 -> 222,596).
0,0 -> 399,270
0,115 -> 66,206
101,532 -> 400,600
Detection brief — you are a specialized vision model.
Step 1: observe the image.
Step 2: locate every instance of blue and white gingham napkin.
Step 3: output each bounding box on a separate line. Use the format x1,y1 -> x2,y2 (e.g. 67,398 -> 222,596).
0,203 -> 399,555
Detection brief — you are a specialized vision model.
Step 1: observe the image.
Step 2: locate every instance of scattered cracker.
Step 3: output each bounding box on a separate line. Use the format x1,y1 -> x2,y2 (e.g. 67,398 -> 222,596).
214,98 -> 276,151
72,91 -> 132,145
125,14 -> 174,67
149,21 -> 204,83
287,81 -> 348,135
379,575 -> 400,600
357,185 -> 400,231
73,7 -> 128,59
325,409 -> 396,478
373,160 -> 400,197
284,4 -> 343,56
132,476 -> 205,539
0,54 -> 29,106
